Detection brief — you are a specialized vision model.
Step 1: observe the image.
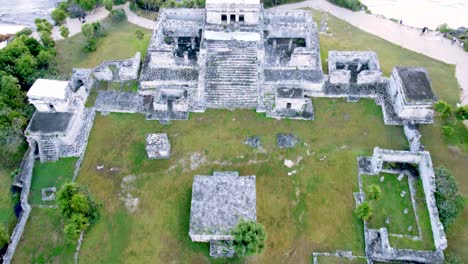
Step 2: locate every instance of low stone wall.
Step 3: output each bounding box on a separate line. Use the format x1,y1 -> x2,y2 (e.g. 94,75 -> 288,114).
2,149 -> 35,264
93,53 -> 141,82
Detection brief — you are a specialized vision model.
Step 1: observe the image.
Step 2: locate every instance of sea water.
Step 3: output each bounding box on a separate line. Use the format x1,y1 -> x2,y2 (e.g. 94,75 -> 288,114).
360,0 -> 468,29
0,0 -> 61,34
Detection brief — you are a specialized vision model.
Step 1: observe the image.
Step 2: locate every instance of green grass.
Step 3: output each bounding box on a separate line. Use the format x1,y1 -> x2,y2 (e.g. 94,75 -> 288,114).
363,173 -> 417,236
74,98 -> 406,263
12,208 -> 76,264
29,158 -> 78,205
317,255 -> 367,263
55,18 -> 151,76
362,173 -> 434,250
0,169 -> 17,232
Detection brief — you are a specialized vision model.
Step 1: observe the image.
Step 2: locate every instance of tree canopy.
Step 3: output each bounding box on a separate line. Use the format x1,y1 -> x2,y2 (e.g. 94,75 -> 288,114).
365,184 -> 382,201
434,166 -> 464,229
231,220 -> 267,256
354,201 -> 374,221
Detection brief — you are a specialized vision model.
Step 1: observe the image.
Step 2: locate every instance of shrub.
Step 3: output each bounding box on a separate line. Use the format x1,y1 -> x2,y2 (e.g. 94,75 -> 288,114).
437,23 -> 453,34
327,0 -> 366,11
442,125 -> 455,136
354,201 -> 374,221
111,8 -> 127,22
60,25 -> 70,39
454,105 -> 468,120
434,167 -> 464,229
365,184 -> 382,201
464,42 -> 468,52
114,0 -> 127,4
15,28 -> 32,37
51,8 -> 67,25
104,0 -> 114,11
231,220 -> 267,256
0,225 -> 9,249
57,183 -> 100,223
434,100 -> 452,119
68,4 -> 86,18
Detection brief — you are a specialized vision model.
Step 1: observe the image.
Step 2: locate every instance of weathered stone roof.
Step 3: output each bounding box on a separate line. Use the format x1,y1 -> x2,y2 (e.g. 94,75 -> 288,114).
27,79 -> 69,100
27,112 -> 73,133
277,87 -> 303,98
396,67 -> 436,104
189,172 -> 256,240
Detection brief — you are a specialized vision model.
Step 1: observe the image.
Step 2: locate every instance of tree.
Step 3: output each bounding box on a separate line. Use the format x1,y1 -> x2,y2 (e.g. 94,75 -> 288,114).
14,54 -> 38,85
0,75 -> 25,109
135,29 -> 144,49
454,106 -> 468,120
104,0 -> 114,11
52,8 -> 67,25
60,25 -> 70,39
354,201 -> 374,221
434,167 -> 464,229
442,125 -> 455,136
57,183 -> 101,223
365,184 -> 382,201
81,23 -> 95,41
0,225 -> 9,249
231,220 -> 267,256
64,213 -> 89,241
111,8 -> 127,22
434,100 -> 452,119
76,0 -> 97,11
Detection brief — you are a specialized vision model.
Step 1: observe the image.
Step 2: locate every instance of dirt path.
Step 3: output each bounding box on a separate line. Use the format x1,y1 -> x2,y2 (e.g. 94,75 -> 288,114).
270,0 -> 468,105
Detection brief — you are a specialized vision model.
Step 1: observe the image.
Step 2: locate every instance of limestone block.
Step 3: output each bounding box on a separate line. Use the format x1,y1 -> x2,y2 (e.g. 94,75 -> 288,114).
93,67 -> 113,81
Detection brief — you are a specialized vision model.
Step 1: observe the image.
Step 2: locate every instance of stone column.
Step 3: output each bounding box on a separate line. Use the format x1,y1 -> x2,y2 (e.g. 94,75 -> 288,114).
184,51 -> 189,65
173,37 -> 178,46
288,39 -> 293,51
273,39 -> 277,50
191,37 -> 195,50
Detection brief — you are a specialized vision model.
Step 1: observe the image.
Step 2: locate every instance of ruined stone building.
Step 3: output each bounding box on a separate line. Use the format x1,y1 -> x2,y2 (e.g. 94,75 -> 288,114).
25,72 -> 94,162
139,0 -> 323,120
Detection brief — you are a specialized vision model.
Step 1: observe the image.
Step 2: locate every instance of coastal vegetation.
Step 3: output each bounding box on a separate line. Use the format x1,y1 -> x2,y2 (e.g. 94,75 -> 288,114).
434,167 -> 464,229
326,0 -> 367,11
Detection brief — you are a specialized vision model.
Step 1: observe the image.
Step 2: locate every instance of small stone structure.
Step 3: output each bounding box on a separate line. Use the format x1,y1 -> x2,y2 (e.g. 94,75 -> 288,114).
25,77 -> 91,162
93,52 -> 141,82
388,67 -> 437,123
41,187 -> 56,201
277,133 -> 298,148
356,147 -> 447,263
328,51 -> 382,85
146,133 -> 171,159
189,171 -> 256,257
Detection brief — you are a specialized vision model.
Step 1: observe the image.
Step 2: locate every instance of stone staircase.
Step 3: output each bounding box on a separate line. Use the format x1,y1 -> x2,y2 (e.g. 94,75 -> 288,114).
39,135 -> 59,162
204,40 -> 259,108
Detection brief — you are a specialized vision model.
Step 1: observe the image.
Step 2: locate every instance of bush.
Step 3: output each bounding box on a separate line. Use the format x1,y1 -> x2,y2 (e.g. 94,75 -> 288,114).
15,28 -> 32,37
442,125 -> 455,136
104,0 -> 113,11
114,0 -> 127,4
354,201 -> 374,221
68,4 -> 86,18
51,8 -> 67,25
231,220 -> 267,256
0,225 -> 9,249
60,25 -> 70,39
327,0 -> 366,11
111,8 -> 127,22
434,167 -> 464,229
434,100 -> 452,119
455,106 -> 468,120
365,184 -> 382,201
464,42 -> 468,52
437,23 -> 453,34
82,38 -> 97,52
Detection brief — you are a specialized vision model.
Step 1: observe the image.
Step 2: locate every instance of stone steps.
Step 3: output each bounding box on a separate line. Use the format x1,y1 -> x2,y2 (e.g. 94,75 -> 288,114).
39,135 -> 59,162
204,40 -> 259,108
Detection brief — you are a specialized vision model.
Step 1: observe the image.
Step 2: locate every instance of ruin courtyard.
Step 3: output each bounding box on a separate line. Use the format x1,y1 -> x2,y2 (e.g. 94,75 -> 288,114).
5,1 -> 467,264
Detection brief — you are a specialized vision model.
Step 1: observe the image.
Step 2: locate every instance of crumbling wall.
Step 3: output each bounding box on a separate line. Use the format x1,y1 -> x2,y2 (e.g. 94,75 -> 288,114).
93,52 -> 141,82
404,122 -> 422,152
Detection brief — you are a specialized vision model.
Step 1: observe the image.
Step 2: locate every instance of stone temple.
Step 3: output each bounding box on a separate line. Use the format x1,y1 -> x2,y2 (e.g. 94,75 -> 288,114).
139,0 -> 323,120
189,171 -> 256,257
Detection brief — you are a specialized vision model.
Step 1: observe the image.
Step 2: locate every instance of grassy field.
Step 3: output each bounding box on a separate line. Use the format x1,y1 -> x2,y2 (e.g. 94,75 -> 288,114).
55,18 -> 152,76
74,99 -> 406,263
362,173 -> 434,250
317,255 -> 367,264
10,6 -> 468,264
0,169 -> 17,233
12,208 -> 75,264
29,158 -> 77,205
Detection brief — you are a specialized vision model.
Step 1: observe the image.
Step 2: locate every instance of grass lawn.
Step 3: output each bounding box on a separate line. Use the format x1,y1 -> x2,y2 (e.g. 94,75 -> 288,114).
362,173 -> 434,250
317,255 -> 367,264
12,208 -> 76,264
11,6 -> 467,263
55,18 -> 152,76
0,169 -> 17,233
75,99 -> 406,263
29,158 -> 78,205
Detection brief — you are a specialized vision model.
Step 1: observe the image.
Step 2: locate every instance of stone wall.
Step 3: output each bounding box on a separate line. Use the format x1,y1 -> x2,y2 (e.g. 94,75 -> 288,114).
93,53 -> 141,82
403,122 -> 422,152
369,147 -> 447,251
2,149 -> 34,264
